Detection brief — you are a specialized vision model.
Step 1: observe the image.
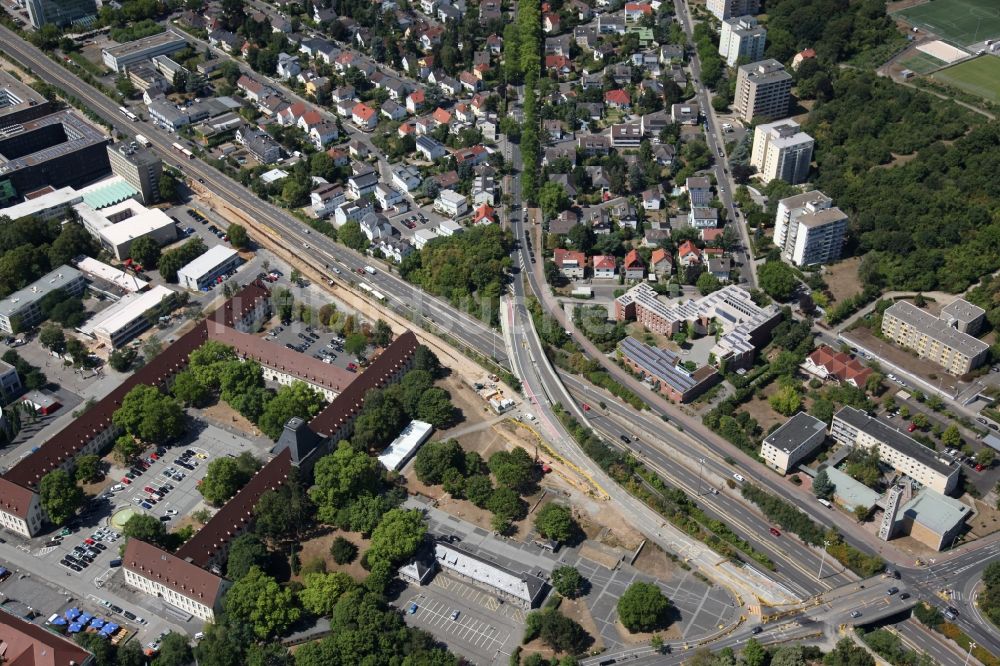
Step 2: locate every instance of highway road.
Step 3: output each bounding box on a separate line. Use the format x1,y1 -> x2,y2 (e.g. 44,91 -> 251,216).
0,24 -> 507,370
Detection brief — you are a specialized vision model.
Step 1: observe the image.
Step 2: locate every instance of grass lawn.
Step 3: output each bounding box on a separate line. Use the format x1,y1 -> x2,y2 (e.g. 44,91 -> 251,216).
895,0 -> 1000,46
899,51 -> 947,74
932,56 -> 1000,103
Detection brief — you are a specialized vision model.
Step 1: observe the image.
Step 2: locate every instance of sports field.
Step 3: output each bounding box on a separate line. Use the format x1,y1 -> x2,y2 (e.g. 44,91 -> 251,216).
932,56 -> 1000,103
895,0 -> 1000,46
899,51 -> 947,74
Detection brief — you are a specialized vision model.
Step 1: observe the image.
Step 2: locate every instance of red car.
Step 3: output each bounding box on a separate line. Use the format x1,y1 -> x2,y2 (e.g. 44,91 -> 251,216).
143,486 -> 155,494
84,538 -> 95,545
347,362 -> 358,371
976,464 -> 984,472
907,423 -> 917,432
149,453 -> 159,460
121,477 -> 132,485
769,527 -> 781,537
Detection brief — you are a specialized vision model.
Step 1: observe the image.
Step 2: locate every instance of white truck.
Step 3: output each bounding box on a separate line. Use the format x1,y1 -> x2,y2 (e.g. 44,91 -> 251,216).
134,134 -> 151,147
364,265 -> 376,275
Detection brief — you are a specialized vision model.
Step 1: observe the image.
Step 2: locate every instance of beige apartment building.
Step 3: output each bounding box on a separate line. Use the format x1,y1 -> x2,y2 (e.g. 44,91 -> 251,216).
751,119 -> 814,185
733,59 -> 791,123
881,300 -> 989,375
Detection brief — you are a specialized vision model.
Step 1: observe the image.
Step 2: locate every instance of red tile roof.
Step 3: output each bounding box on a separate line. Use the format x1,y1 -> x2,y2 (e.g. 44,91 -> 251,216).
124,539 -> 226,606
650,248 -> 671,266
554,248 -> 586,267
175,448 -> 292,567
624,249 -> 644,269
678,240 -> 701,261
408,89 -> 425,103
0,609 -> 93,666
807,345 -> 872,387
546,55 -> 571,69
432,107 -> 452,124
592,254 -> 617,270
352,103 -> 376,121
605,89 -> 630,106
625,2 -> 652,13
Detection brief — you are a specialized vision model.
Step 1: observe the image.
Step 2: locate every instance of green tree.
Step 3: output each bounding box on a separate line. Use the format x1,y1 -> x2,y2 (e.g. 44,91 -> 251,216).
741,638 -> 767,666
813,468 -> 835,500
309,441 -> 384,523
253,474 -> 313,544
372,319 -> 393,347
330,536 -> 358,564
227,223 -> 250,249
465,474 -> 494,507
977,447 -> 995,468
344,333 -> 368,358
524,608 -> 590,654
299,572 -> 356,617
912,413 -> 929,429
351,389 -> 407,451
758,261 -> 799,302
153,633 -> 194,666
158,172 -> 179,202
223,566 -> 302,639
534,503 -> 576,543
200,453 -> 262,505
417,387 -> 456,427
338,221 -> 369,252
551,566 -> 585,598
486,487 -> 527,531
414,439 -> 465,485
122,513 -> 167,546
823,638 -> 874,666
696,271 -> 721,296
488,447 -> 535,492
171,369 -> 212,407
39,323 -> 66,352
113,434 -> 144,465
112,385 -> 186,444
129,236 -> 162,268
941,424 -> 963,449
108,346 -> 139,372
226,533 -> 269,580
538,181 -> 569,220
74,454 -> 102,483
366,508 -> 426,566
617,582 -> 671,633
258,381 -> 326,440
412,344 -> 444,378
39,469 -> 83,526
769,386 -> 802,416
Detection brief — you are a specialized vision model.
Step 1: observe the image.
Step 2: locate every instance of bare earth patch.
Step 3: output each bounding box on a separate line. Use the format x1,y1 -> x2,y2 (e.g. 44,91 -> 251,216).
295,529 -> 372,582
967,497 -> 1000,538
823,257 -> 863,304
632,542 -> 680,580
561,597 -> 604,652
738,385 -> 787,435
199,401 -> 260,437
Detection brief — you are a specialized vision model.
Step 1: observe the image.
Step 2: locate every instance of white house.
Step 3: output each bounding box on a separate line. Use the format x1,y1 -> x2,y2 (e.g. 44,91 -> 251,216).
392,165 -> 423,193
434,189 -> 468,217
311,183 -> 346,218
416,136 -> 448,161
276,53 -> 301,79
375,183 -> 405,210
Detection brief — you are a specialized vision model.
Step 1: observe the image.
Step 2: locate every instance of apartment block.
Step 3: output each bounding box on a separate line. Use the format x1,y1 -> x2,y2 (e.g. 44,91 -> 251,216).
706,0 -> 759,20
760,412 -> 826,474
615,283 -> 781,368
618,336 -> 720,403
831,406 -> 960,495
719,16 -> 766,67
107,142 -> 162,205
0,266 -> 86,334
772,190 -> 846,265
881,300 -> 989,375
733,59 -> 791,123
26,0 -> 95,27
750,119 -> 814,185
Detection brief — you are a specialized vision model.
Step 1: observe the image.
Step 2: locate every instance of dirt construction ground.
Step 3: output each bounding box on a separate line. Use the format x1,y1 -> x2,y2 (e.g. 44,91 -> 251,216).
823,258 -> 864,304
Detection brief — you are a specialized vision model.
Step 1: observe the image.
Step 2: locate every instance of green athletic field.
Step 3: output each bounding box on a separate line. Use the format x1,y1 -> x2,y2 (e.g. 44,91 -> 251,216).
895,0 -> 1000,46
932,56 -> 1000,103
899,51 -> 947,74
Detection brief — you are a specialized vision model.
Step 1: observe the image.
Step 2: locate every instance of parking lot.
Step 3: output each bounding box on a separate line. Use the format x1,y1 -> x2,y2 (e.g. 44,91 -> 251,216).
264,321 -> 370,374
402,585 -> 516,663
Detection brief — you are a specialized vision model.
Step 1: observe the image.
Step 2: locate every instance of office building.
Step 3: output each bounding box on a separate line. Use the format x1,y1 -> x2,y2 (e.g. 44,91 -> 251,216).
750,119 -> 814,185
0,266 -> 86,334
881,300 -> 989,375
706,0 -> 759,20
899,490 -> 971,551
733,59 -> 791,123
78,285 -> 175,348
719,16 -> 766,67
617,336 -> 720,403
107,142 -> 162,204
25,0 -> 95,28
101,30 -> 188,73
177,245 -> 241,291
760,412 -> 826,474
123,538 -> 229,621
0,70 -> 54,125
615,283 -> 782,368
75,199 -> 176,261
831,406 -> 961,495
772,190 -> 846,265
0,109 -> 110,197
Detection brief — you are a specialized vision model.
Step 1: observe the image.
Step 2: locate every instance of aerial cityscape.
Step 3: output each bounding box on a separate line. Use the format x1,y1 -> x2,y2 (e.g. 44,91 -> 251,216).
1,0 -> 1000,664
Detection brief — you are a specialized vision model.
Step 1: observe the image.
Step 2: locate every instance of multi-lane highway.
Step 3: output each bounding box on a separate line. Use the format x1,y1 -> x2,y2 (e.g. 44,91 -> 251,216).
0,24 -> 506,369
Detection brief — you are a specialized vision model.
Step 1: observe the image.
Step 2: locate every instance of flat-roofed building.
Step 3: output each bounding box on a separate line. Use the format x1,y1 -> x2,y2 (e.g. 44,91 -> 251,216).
706,0 -> 759,20
618,336 -> 720,403
719,16 -> 766,66
0,70 -> 54,125
940,299 -> 986,336
78,285 -> 175,348
831,406 -> 960,495
378,420 -> 434,471
102,30 -> 188,72
750,119 -> 813,185
0,359 -> 22,402
106,142 -> 162,204
881,300 -> 989,375
0,185 -> 82,222
772,190 -> 846,265
733,59 -> 791,123
177,246 -> 241,291
26,0 -> 96,28
899,490 -> 971,551
760,412 -> 826,474
123,538 -> 229,621
76,200 -> 177,261
74,256 -> 149,293
0,266 -> 86,334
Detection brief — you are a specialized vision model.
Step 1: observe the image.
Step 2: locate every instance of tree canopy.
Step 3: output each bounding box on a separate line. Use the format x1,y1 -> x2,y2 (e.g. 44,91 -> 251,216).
223,566 -> 301,639
617,582 -> 671,633
199,452 -> 262,506
39,469 -> 83,526
112,385 -> 185,445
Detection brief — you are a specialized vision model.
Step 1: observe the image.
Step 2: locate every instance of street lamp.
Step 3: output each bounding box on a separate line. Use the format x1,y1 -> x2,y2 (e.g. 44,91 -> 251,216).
696,458 -> 706,496
817,540 -> 831,580
965,642 -> 977,666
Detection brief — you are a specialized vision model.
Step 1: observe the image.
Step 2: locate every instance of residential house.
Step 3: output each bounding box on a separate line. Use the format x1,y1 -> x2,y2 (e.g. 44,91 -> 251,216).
277,102 -> 307,126
413,228 -> 437,249
326,147 -> 350,167
653,143 -> 675,166
352,103 -> 378,131
642,188 -> 663,210
708,256 -> 731,281
578,134 -> 611,156
379,237 -> 414,262
416,136 -> 448,161
311,183 -> 346,217
473,174 -> 496,205
276,53 -> 301,79
677,240 -> 702,267
332,85 -> 356,104
592,255 -> 617,279
604,88 -> 631,109
611,123 -> 643,148
436,75 -> 462,97
598,14 -> 626,34
549,174 -> 577,199
237,74 -> 268,103
375,183 -> 405,210
406,90 -> 426,114
624,2 -> 653,21
543,144 -> 576,167
689,207 -> 718,229
611,200 -> 639,229
671,102 -> 700,125
546,55 -> 573,75
348,172 -> 380,200
381,100 -> 407,120
434,170 -> 460,190
438,2 -> 462,21
454,103 -> 474,124
334,200 -> 374,227
551,210 -> 580,235
432,107 -> 453,126
473,203 -> 497,225
543,12 -> 561,33
454,145 -> 490,168
470,93 -> 490,117
348,139 -> 371,159
236,126 -> 282,163
650,248 -> 672,277
360,213 -> 394,241
308,121 -> 339,150
686,176 -> 712,206
209,29 -> 242,53
553,248 -> 587,279
660,44 -> 684,64
623,250 -> 645,280
434,189 -> 468,217
585,166 -> 612,191
546,34 -> 574,57
392,165 -> 423,193
569,0 -> 591,20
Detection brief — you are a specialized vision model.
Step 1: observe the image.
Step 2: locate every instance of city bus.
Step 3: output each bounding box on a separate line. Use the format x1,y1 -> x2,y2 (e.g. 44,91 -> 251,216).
118,106 -> 139,121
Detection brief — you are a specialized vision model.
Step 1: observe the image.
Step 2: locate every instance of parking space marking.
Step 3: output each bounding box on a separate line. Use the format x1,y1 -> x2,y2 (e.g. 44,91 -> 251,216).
430,575 -> 521,621
407,595 -> 509,654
